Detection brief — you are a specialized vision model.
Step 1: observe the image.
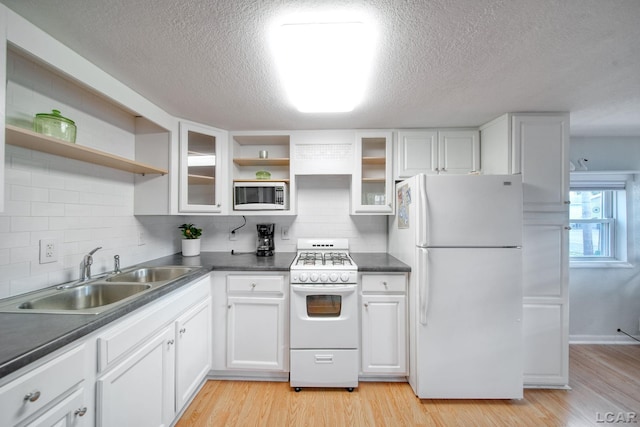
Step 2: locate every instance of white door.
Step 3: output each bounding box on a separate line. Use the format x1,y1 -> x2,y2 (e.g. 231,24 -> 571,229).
227,296 -> 286,370
437,130 -> 479,174
361,294 -> 407,374
290,284 -> 358,349
420,174 -> 523,247
415,248 -> 523,399
175,300 -> 211,409
97,326 -> 175,427
396,131 -> 438,178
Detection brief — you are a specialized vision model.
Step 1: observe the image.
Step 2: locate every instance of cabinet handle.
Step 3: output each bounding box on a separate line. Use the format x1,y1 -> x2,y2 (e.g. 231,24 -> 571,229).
564,226 -> 572,230
180,327 -> 186,335
75,407 -> 88,417
167,339 -> 175,347
251,283 -> 257,289
24,391 -> 41,402
382,281 -> 388,288
364,303 -> 368,308
564,200 -> 571,204
435,168 -> 440,172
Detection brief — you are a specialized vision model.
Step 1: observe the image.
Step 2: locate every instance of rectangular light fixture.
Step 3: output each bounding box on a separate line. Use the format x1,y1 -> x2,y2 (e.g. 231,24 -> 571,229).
272,22 -> 375,113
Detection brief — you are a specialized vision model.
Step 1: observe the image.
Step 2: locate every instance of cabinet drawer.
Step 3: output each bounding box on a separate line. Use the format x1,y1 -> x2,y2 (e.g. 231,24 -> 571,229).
227,275 -> 285,294
0,345 -> 85,426
361,274 -> 406,293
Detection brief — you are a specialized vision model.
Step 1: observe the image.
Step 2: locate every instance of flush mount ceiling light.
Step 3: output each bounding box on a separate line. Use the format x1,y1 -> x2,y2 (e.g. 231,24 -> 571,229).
271,22 -> 375,113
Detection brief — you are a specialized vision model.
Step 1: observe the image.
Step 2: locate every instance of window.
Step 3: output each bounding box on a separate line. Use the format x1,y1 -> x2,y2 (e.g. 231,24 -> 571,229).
569,177 -> 629,266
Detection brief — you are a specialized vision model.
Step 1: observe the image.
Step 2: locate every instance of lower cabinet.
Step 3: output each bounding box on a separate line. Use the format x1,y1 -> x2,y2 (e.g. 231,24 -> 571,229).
360,273 -> 408,377
97,327 -> 176,427
210,272 -> 289,377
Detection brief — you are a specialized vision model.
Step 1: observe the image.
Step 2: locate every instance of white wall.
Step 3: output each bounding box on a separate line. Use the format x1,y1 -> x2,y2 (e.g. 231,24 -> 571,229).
569,137 -> 640,342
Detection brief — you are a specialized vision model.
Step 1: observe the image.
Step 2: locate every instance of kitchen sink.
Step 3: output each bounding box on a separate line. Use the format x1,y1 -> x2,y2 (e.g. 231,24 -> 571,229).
106,267 -> 199,283
0,265 -> 203,315
18,283 -> 152,311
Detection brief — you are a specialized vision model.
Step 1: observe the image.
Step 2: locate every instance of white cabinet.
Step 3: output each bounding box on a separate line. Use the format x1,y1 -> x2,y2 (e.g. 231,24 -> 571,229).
0,345 -> 87,427
481,113 -> 570,212
96,274 -> 212,425
352,131 -> 394,214
175,300 -> 211,410
481,112 -> 570,388
360,274 -> 407,376
179,121 -> 228,213
26,388 -> 87,427
395,130 -> 479,179
97,326 -> 176,427
225,275 -> 288,371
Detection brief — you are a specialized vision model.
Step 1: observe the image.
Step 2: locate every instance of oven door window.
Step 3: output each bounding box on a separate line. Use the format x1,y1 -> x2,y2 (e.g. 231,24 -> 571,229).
306,295 -> 342,317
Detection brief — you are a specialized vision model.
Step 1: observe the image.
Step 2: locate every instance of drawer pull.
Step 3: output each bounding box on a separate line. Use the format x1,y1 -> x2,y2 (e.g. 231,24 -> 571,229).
24,391 -> 41,402
382,281 -> 388,287
75,407 -> 88,417
179,327 -> 187,335
251,283 -> 257,289
364,303 -> 369,308
167,339 -> 175,348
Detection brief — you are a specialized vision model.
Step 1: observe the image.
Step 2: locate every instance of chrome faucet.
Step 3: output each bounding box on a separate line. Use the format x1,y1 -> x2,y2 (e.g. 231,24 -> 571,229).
113,255 -> 121,274
80,247 -> 102,281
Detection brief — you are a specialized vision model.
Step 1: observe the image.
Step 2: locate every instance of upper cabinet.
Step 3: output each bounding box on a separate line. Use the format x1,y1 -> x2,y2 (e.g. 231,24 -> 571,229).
351,131 -> 394,215
179,121 -> 227,214
230,132 -> 295,215
481,113 -> 570,212
395,130 -> 479,179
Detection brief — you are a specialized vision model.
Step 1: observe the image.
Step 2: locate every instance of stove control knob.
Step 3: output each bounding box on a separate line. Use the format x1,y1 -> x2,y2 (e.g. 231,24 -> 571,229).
329,273 -> 339,282
319,273 -> 328,282
340,273 -> 350,282
299,273 -> 309,282
310,273 -> 319,282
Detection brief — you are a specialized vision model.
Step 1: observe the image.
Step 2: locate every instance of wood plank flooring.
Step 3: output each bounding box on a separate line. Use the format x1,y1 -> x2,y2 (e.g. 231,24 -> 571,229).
176,345 -> 640,427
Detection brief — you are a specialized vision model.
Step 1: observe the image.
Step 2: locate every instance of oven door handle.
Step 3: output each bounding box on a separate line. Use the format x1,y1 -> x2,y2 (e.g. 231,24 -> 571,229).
291,284 -> 356,295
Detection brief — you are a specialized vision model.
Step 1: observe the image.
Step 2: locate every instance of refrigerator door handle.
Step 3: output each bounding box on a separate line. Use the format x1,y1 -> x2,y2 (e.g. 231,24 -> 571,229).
417,174 -> 429,247
418,248 -> 429,325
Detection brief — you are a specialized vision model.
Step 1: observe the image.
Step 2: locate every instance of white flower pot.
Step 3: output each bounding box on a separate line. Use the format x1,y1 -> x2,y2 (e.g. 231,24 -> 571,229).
181,238 -> 201,257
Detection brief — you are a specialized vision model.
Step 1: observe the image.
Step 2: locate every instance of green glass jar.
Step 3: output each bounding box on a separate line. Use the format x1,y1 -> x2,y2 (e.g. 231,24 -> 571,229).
33,109 -> 77,143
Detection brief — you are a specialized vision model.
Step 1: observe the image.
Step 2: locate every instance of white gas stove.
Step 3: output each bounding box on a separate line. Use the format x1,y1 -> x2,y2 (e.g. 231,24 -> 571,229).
290,238 -> 357,284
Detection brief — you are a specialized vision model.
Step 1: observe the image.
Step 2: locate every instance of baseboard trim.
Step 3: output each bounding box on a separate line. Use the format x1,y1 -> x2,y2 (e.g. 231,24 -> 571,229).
569,334 -> 640,344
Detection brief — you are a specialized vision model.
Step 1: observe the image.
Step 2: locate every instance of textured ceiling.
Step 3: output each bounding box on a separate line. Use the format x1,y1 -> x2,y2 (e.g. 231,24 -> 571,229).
2,0 -> 639,136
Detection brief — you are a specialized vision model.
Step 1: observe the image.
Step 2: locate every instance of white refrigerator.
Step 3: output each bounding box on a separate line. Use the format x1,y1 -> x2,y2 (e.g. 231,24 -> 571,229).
389,173 -> 524,399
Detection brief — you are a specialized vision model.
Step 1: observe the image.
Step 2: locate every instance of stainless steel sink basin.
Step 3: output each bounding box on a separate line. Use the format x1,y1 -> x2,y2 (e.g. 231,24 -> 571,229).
106,266 -> 199,283
0,265 -> 202,315
18,283 -> 152,311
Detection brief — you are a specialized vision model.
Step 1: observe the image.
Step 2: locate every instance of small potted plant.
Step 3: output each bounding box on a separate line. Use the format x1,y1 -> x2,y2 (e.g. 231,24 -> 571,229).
179,223 -> 202,256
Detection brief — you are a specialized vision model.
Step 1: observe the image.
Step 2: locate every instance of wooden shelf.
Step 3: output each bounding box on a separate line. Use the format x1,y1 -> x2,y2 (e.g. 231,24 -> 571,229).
6,125 -> 168,175
362,157 -> 386,165
233,158 -> 290,167
233,179 -> 290,183
188,174 -> 215,185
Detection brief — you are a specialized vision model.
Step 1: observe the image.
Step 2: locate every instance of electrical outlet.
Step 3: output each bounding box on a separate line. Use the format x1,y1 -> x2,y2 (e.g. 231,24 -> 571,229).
138,231 -> 146,246
281,226 -> 290,240
39,238 -> 59,264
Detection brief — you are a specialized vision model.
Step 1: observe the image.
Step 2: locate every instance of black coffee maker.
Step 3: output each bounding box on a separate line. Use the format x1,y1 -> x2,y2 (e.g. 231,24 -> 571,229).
256,223 -> 275,257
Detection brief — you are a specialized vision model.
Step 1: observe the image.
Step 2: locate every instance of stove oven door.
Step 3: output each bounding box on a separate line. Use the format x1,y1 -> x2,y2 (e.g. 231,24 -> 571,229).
290,284 -> 358,349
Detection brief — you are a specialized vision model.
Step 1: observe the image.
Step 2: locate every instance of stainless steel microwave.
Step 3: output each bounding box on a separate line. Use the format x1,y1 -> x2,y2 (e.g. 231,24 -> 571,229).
233,181 -> 288,210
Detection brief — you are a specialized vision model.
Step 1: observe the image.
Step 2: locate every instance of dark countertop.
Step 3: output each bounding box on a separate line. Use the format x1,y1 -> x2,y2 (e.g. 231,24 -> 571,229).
0,251 -> 408,380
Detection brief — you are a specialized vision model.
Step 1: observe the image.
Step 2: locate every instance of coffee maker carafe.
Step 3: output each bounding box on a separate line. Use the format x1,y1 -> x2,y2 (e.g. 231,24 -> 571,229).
256,223 -> 275,257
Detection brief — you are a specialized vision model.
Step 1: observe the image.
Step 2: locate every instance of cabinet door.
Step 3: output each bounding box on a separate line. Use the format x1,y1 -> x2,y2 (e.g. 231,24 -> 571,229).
361,294 -> 407,375
179,121 -> 226,213
512,114 -> 570,212
175,300 -> 211,410
437,130 -> 480,174
97,326 -> 176,427
523,303 -> 569,387
25,388 -> 87,427
352,131 -> 394,214
396,131 -> 438,178
226,296 -> 286,371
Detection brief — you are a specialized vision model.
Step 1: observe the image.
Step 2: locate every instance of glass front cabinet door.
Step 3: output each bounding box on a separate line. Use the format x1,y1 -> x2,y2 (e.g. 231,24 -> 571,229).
179,121 -> 227,213
351,131 -> 394,214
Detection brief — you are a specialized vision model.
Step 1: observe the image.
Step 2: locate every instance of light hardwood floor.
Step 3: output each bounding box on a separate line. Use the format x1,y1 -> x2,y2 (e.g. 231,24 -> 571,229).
176,345 -> 640,427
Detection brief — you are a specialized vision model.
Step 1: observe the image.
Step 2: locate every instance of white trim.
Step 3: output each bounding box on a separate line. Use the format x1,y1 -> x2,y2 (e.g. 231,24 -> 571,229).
569,334 -> 640,344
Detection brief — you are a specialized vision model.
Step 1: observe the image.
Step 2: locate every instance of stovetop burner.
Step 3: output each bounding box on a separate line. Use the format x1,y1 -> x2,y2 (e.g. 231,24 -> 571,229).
295,251 -> 353,267
290,239 -> 357,283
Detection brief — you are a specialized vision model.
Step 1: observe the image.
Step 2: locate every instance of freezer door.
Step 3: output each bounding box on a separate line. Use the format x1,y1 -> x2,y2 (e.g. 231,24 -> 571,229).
421,174 -> 523,247
415,248 -> 523,399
